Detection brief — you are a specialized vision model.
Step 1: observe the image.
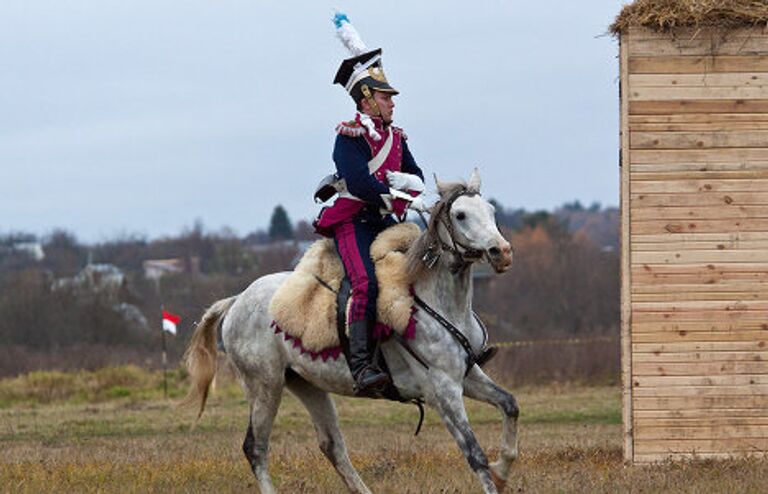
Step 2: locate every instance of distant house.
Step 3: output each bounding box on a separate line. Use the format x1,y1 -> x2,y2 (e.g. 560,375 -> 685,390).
52,263 -> 126,299
142,257 -> 200,281
52,263 -> 148,331
11,241 -> 45,261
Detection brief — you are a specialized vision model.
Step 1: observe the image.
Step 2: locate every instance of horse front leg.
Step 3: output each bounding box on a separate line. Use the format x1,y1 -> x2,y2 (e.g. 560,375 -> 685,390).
426,370 -> 499,494
463,366 -> 519,491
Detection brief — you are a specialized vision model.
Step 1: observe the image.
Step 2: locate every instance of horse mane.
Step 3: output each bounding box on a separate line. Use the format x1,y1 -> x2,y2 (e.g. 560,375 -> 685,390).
406,180 -> 468,280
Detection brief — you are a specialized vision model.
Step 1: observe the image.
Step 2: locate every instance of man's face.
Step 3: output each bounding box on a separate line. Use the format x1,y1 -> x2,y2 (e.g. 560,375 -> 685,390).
362,91 -> 395,123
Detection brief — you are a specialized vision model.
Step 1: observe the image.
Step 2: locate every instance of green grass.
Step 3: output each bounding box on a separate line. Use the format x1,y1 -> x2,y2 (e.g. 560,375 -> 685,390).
0,368 -> 766,493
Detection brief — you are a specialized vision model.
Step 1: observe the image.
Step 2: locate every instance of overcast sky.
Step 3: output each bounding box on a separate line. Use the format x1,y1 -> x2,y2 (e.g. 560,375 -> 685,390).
0,1 -> 623,242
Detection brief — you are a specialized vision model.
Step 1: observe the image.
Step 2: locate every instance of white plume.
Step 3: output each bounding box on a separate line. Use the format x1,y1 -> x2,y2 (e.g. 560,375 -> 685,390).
333,11 -> 367,56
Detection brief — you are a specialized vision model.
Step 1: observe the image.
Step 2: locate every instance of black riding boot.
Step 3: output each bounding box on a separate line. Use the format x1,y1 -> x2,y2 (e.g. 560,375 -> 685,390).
347,320 -> 390,395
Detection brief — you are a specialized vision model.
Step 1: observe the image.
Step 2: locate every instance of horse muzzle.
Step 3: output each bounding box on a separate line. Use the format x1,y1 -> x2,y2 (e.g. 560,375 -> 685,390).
487,242 -> 513,273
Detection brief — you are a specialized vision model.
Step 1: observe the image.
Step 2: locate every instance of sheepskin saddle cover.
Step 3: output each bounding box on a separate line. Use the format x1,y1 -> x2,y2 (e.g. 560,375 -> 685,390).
269,222 -> 420,353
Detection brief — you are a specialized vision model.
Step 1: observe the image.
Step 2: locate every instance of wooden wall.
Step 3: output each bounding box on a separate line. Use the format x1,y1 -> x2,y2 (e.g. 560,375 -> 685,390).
621,27 -> 768,463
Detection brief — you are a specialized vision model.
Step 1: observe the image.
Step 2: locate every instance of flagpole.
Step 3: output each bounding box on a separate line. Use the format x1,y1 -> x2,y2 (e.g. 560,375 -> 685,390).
160,303 -> 168,400
156,274 -> 169,400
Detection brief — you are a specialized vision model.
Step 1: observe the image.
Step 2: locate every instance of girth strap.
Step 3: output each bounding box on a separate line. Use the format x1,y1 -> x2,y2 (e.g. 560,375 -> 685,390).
413,294 -> 478,376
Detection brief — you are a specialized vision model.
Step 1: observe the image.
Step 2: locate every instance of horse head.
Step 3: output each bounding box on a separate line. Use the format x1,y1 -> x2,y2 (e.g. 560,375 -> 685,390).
409,168 -> 513,276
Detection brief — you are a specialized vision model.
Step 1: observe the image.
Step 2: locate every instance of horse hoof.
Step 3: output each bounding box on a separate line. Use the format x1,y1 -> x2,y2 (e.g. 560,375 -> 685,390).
490,468 -> 506,492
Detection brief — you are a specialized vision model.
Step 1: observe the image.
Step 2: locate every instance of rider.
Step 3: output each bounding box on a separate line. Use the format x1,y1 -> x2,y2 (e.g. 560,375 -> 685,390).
314,13 -> 425,395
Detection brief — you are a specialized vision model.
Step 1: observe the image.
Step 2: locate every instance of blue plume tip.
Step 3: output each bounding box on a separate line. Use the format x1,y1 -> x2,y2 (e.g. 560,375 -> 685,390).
332,12 -> 349,28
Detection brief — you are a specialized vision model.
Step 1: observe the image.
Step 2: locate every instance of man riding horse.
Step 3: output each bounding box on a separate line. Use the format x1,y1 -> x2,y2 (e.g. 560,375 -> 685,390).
314,13 -> 426,395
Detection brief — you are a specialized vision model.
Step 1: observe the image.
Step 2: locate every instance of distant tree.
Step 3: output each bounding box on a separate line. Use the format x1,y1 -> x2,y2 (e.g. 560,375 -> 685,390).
42,229 -> 86,277
268,205 -> 294,241
562,200 -> 584,212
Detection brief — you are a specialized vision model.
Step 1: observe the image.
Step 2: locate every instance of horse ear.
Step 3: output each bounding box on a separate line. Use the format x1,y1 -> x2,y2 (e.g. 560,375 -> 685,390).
434,173 -> 451,196
467,167 -> 482,193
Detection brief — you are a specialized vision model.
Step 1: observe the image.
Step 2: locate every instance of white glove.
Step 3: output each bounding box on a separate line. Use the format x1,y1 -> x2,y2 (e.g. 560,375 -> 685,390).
388,188 -> 427,212
387,171 -> 425,192
408,195 -> 428,212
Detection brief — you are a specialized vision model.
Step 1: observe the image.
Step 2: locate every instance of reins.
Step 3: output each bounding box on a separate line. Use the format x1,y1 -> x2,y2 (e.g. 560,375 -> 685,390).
420,188 -> 486,273
395,188 -> 495,376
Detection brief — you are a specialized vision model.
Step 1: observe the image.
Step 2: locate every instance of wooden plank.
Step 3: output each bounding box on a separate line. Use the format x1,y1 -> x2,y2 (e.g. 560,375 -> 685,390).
633,437 -> 768,454
632,231 -> 768,243
633,240 -> 768,251
633,272 -> 768,286
630,113 -> 768,124
631,178 -> 768,193
633,281 -> 768,292
633,351 -> 768,363
632,267 -> 768,285
634,385 -> 768,397
634,394 -> 768,409
632,206 -> 768,220
634,452 -> 768,462
632,122 -> 768,131
634,343 -> 768,355
631,130 -> 768,150
629,55 -> 768,74
630,99 -> 768,114
630,73 -> 768,88
631,320 -> 768,333
635,417 -> 768,428
633,171 -> 768,181
635,407 -> 768,419
632,249 -> 768,264
631,148 -> 768,163
633,361 -> 768,376
633,330 -> 768,344
632,292 -> 768,303
631,218 -> 768,234
633,374 -> 768,387
620,34 -> 634,464
628,32 -> 768,57
631,162 -> 768,172
635,425 -> 768,440
633,311 -> 768,323
632,121 -> 768,131
632,192 -> 768,207
632,263 -> 768,280
631,86 -> 768,101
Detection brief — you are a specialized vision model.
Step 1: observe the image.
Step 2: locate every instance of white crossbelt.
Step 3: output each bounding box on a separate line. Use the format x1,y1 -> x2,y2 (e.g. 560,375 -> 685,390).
337,129 -> 393,200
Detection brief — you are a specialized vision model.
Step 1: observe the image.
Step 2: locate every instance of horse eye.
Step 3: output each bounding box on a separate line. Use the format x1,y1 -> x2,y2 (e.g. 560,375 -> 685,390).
456,212 -> 466,221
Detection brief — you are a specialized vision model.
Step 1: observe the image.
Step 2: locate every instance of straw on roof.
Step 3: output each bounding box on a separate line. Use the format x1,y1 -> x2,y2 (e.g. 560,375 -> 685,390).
612,0 -> 768,34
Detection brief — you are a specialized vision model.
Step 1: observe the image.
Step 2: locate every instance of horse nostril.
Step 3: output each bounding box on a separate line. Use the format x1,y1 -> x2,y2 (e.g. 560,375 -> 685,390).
488,247 -> 501,257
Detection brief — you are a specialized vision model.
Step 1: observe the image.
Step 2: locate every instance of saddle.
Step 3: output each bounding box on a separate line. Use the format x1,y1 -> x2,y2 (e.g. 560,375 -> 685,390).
269,223 -> 421,359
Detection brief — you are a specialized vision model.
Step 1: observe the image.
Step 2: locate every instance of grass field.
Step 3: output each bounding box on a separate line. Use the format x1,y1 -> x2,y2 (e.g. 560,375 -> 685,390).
0,367 -> 766,493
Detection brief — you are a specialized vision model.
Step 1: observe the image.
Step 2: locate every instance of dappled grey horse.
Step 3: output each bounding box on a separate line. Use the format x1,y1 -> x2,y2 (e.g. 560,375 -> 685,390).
184,169 -> 519,493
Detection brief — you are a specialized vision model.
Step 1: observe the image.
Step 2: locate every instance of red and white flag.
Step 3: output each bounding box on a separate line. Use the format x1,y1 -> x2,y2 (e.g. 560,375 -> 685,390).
162,310 -> 181,335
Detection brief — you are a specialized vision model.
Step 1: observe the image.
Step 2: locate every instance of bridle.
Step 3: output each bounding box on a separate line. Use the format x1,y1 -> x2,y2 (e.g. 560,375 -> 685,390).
421,187 -> 487,273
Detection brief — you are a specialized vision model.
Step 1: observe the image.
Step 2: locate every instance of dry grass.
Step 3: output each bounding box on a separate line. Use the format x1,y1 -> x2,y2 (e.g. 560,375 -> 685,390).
612,0 -> 768,34
1,375 -> 767,493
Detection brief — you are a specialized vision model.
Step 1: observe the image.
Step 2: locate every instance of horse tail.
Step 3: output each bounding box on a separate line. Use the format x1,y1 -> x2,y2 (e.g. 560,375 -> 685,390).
181,295 -> 238,421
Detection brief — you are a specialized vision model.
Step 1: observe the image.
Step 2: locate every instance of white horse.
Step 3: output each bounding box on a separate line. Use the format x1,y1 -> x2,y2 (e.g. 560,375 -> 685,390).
184,169 -> 519,493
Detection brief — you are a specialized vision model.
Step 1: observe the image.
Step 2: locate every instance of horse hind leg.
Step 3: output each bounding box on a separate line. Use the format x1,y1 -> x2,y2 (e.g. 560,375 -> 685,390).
286,370 -> 371,494
242,371 -> 284,494
463,366 -> 520,491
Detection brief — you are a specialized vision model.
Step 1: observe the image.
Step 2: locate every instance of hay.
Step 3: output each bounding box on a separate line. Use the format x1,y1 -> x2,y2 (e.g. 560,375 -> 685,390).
612,0 -> 768,35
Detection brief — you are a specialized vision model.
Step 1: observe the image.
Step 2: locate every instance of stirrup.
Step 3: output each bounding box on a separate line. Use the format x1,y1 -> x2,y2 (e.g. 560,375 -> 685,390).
353,366 -> 391,395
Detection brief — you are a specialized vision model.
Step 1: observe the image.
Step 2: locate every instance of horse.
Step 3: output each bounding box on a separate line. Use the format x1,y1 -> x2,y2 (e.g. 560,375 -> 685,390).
183,169 -> 519,494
